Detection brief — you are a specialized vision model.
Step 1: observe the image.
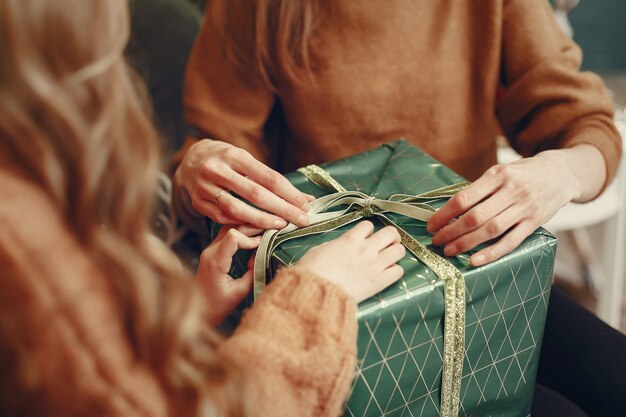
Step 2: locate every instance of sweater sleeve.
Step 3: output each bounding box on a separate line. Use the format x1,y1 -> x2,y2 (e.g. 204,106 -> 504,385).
173,7 -> 276,171
217,267 -> 358,417
497,0 -> 622,190
0,179 -> 169,417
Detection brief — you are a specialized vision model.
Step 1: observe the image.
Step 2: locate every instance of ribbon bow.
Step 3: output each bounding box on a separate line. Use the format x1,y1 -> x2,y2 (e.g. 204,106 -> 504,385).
253,164 -> 469,417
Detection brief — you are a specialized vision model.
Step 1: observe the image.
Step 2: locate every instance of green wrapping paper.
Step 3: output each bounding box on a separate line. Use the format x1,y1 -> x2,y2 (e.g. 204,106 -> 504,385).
216,139 -> 556,417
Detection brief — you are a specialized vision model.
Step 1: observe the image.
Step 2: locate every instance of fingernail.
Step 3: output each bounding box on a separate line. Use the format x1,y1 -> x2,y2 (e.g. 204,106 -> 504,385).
472,254 -> 485,265
297,214 -> 309,226
306,194 -> 316,202
426,223 -> 435,233
301,202 -> 310,212
431,233 -> 441,245
274,219 -> 288,229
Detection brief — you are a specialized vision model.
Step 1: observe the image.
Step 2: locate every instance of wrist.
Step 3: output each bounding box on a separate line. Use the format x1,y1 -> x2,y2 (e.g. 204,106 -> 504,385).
560,144 -> 607,202
533,149 -> 581,207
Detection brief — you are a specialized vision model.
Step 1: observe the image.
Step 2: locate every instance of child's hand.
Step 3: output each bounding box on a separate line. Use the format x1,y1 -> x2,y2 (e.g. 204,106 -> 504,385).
297,221 -> 405,303
196,225 -> 262,326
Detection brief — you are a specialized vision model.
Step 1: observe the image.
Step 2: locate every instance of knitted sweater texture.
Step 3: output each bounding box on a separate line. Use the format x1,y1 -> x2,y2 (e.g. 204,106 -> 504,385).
180,0 -> 621,184
0,168 -> 357,417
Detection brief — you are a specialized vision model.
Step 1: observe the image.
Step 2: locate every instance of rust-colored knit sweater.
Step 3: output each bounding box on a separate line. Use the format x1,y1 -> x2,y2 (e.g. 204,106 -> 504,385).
0,168 -> 357,417
180,0 -> 621,185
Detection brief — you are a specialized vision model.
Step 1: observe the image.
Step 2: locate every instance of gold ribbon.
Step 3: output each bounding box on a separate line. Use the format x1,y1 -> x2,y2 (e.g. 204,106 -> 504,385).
253,165 -> 469,417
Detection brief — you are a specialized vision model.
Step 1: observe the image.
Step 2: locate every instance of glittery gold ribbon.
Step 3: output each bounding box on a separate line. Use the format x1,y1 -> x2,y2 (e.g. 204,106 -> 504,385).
253,165 -> 468,417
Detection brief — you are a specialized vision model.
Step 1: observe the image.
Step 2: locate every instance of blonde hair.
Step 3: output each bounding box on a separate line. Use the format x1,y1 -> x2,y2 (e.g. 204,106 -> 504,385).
0,0 -> 245,415
208,0 -> 323,90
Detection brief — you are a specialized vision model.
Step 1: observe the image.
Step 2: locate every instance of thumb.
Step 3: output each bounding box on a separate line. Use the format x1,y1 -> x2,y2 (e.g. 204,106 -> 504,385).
226,271 -> 254,307
205,272 -> 254,327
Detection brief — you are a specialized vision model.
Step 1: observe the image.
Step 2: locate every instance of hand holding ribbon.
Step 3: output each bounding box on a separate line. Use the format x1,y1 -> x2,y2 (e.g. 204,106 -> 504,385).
253,164 -> 469,417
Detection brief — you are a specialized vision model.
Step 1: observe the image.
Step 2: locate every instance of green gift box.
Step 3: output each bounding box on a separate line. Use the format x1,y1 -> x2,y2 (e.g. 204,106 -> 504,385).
217,139 -> 556,417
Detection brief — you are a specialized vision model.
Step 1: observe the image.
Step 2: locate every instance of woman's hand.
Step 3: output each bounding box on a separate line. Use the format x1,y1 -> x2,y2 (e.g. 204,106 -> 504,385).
175,139 -> 314,229
196,225 -> 262,326
297,221 -> 406,303
427,144 -> 606,266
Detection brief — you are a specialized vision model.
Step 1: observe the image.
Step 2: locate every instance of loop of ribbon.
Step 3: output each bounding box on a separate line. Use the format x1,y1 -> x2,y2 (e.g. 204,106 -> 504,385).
253,164 -> 469,417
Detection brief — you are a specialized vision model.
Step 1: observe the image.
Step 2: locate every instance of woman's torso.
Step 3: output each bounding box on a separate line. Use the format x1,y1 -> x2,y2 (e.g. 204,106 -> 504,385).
274,0 -> 504,180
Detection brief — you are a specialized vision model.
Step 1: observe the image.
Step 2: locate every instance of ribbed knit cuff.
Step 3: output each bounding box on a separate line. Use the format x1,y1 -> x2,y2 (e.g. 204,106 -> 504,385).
223,266 -> 359,416
258,266 -> 358,345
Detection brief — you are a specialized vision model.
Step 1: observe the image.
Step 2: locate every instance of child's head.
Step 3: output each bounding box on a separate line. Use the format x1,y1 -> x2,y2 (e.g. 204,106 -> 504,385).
0,0 -> 158,231
0,2 -> 245,414
0,0 -> 129,85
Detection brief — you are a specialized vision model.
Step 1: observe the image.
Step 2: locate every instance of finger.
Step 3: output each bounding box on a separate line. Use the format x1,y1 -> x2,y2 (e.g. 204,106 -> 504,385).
212,229 -> 261,272
229,270 -> 254,300
236,224 -> 265,237
246,174 -> 316,203
213,224 -> 235,243
441,204 -> 523,256
207,189 -> 290,230
469,221 -> 537,266
196,184 -> 286,228
191,195 -> 242,225
378,243 -> 406,267
427,169 -> 504,233
230,151 -> 312,211
202,230 -> 237,274
380,264 -> 405,286
367,226 -> 402,252
247,254 -> 256,270
209,225 -> 246,247
230,230 -> 261,251
432,188 -> 516,247
342,220 -> 375,240
206,271 -> 253,327
217,169 -> 310,227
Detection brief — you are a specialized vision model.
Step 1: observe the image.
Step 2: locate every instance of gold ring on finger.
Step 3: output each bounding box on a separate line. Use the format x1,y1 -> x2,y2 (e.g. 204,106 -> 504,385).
214,190 -> 229,208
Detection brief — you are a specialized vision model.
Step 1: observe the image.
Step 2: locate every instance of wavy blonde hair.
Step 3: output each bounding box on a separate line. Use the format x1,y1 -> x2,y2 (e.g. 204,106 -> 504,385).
0,0 -> 246,415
